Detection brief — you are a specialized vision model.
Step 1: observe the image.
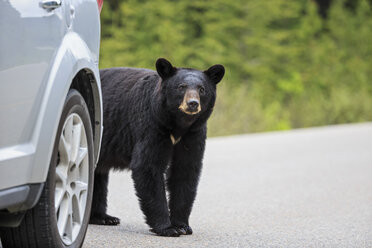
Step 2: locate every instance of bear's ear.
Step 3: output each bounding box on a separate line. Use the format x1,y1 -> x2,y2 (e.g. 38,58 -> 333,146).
204,64 -> 225,84
156,58 -> 176,80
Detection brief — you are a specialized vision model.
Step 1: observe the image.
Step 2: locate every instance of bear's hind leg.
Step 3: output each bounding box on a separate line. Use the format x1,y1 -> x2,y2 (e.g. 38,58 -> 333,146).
90,171 -> 120,225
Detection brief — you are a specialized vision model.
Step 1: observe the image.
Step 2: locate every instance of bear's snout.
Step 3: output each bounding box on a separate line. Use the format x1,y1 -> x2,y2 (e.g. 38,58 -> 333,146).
179,89 -> 201,115
187,99 -> 199,112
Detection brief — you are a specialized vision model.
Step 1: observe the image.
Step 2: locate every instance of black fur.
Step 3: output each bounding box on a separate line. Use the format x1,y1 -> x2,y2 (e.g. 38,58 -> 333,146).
90,58 -> 224,237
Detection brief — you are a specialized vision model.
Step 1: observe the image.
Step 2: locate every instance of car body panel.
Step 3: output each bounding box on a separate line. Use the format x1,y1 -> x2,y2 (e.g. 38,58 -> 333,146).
0,0 -> 64,151
0,0 -> 102,193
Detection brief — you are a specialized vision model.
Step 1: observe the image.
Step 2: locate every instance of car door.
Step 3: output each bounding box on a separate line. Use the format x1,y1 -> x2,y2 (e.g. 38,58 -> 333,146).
0,0 -> 67,189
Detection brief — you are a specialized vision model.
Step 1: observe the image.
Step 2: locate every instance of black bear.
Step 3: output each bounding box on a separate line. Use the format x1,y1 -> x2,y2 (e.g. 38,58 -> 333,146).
90,58 -> 225,237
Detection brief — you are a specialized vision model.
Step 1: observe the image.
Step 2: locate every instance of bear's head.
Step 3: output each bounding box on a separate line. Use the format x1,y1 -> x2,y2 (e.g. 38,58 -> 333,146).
155,58 -> 224,127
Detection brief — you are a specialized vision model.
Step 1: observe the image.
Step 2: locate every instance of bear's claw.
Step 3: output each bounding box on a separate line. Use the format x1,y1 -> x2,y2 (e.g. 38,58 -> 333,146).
89,214 -> 120,225
150,227 -> 180,237
174,225 -> 193,235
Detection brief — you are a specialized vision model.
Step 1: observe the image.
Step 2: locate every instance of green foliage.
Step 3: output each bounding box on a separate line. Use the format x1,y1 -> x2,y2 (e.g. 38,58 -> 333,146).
100,0 -> 372,136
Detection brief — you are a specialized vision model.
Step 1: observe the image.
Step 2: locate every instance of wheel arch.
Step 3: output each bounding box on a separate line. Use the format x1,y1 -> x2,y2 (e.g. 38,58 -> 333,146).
70,68 -> 103,165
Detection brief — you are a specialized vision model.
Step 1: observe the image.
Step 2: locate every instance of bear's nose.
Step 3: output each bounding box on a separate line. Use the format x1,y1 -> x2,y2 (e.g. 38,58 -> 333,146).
187,99 -> 199,111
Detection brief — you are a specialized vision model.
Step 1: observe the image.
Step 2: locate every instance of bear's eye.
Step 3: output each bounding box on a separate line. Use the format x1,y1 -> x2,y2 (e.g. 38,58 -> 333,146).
199,86 -> 205,94
178,84 -> 186,90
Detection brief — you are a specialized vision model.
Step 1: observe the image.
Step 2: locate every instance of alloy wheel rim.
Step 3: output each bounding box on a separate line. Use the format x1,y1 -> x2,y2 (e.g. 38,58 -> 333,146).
55,113 -> 89,245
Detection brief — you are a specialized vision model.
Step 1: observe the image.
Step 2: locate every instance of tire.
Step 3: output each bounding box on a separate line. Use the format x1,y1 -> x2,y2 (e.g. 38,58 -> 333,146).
0,89 -> 95,248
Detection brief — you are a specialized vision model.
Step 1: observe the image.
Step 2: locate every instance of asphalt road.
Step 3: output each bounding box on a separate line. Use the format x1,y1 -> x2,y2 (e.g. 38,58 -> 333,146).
83,123 -> 372,248
2,123 -> 370,247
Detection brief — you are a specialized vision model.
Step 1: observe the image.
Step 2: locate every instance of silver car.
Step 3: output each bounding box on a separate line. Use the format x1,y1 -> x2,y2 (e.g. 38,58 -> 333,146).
0,0 -> 103,247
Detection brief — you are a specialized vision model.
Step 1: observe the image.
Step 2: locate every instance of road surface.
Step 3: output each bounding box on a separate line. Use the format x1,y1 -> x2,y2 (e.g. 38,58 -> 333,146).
3,123 -> 371,247
83,123 -> 372,247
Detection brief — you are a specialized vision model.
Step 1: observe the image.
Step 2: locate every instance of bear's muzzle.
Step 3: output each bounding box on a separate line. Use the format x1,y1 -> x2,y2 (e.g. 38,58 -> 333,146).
179,89 -> 201,115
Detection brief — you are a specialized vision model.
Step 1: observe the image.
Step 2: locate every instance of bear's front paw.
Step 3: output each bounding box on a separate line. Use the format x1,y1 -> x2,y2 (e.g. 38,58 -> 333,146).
173,225 -> 193,235
150,226 -> 180,237
89,213 -> 121,225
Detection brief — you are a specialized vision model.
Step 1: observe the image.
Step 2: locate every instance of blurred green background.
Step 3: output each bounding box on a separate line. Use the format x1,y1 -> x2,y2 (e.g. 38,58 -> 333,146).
99,0 -> 372,137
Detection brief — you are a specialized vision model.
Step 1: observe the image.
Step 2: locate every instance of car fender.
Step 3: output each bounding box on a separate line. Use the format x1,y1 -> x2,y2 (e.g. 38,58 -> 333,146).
30,31 -> 103,184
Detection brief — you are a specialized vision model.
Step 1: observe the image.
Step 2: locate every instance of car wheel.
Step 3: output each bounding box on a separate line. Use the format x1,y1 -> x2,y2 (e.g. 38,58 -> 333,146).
0,89 -> 94,248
